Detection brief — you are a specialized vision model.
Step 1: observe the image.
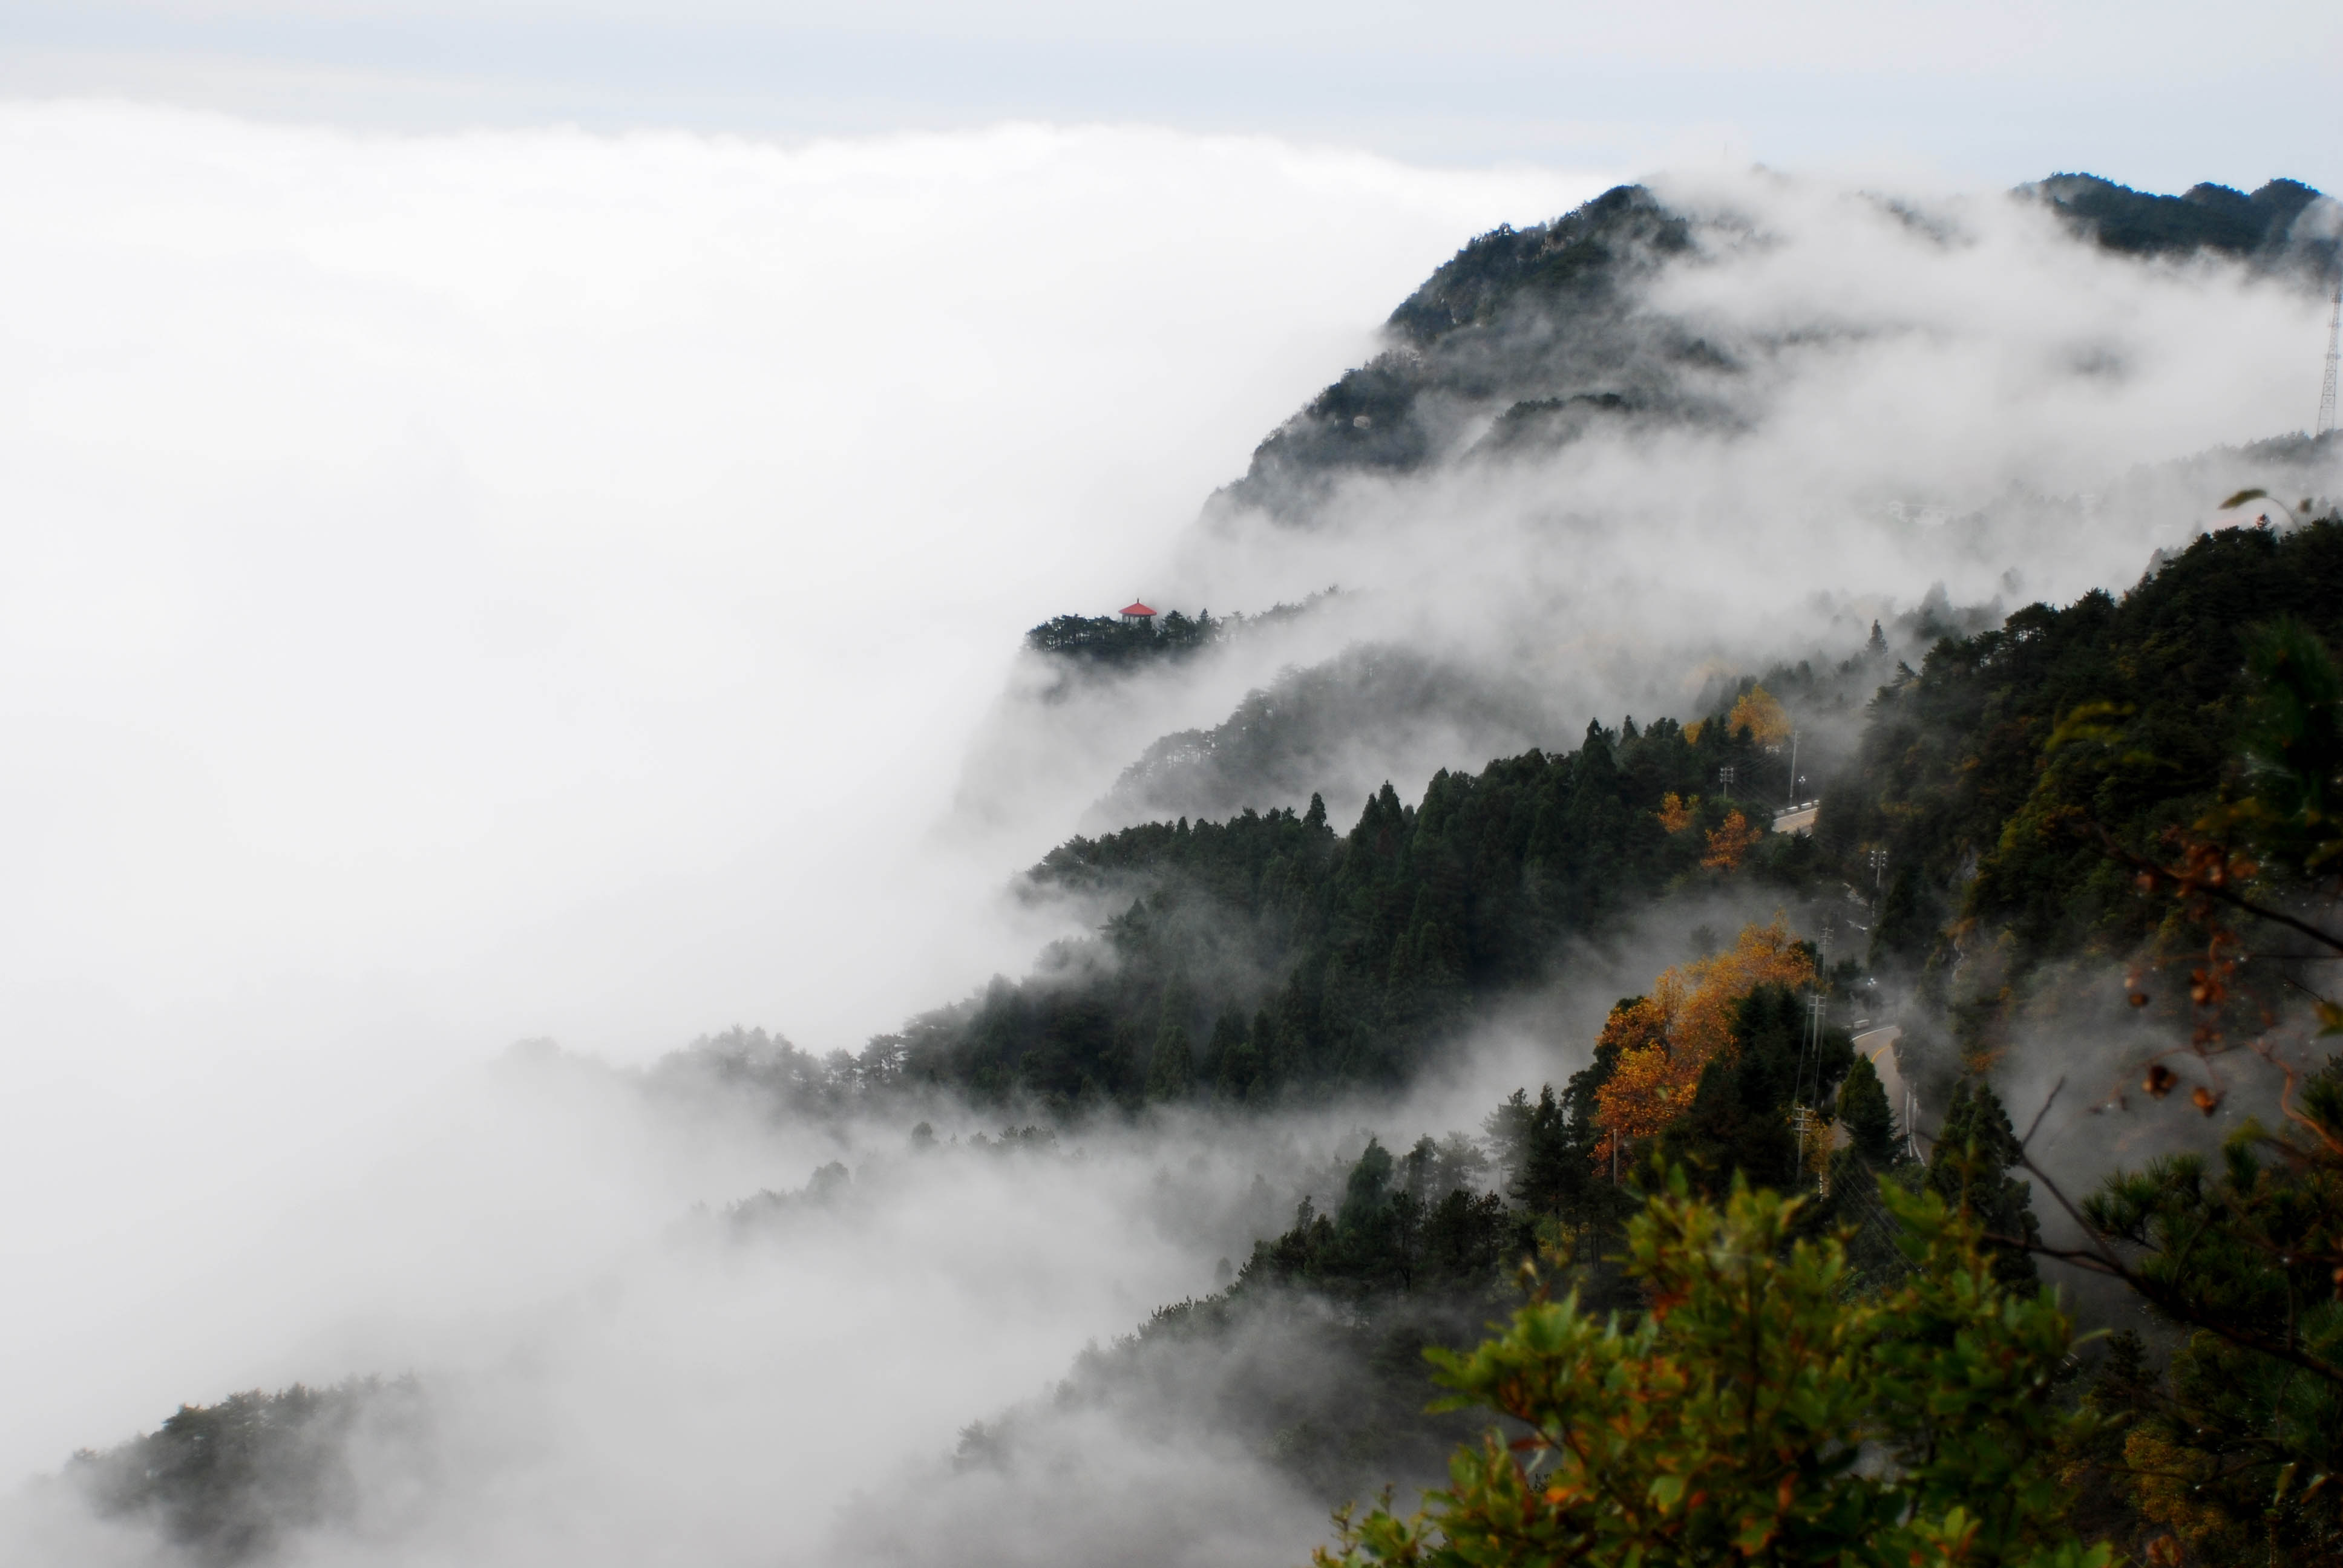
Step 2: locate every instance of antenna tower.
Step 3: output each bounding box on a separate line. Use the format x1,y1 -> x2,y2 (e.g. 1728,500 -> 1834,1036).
2321,268 -> 2341,439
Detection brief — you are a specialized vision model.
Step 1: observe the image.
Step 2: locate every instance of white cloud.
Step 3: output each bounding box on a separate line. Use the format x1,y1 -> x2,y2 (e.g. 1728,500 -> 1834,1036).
0,100 -> 1604,1488
3,99 -> 2339,1568
966,166 -> 2341,835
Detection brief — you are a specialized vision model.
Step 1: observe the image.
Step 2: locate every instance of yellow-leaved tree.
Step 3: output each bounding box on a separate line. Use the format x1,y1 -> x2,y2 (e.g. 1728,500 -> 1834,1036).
1593,916 -> 1814,1164
1655,792 -> 1698,834
1700,809 -> 1761,870
1725,684 -> 1792,747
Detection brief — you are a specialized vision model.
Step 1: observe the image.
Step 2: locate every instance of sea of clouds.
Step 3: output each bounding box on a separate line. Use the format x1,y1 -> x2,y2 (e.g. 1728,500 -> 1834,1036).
0,97 -> 1598,1510
1,99 -> 2336,1565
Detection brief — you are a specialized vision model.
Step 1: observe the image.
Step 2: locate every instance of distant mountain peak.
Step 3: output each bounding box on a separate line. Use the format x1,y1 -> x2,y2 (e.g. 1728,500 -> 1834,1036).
2020,172 -> 2333,269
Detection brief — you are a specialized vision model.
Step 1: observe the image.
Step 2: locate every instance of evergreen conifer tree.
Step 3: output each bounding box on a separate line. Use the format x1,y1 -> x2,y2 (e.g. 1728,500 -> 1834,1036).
1332,1139 -> 1400,1282
1838,1052 -> 1904,1169
1146,980 -> 1196,1101
1205,1010 -> 1257,1102
1661,985 -> 1804,1196
1510,1086 -> 1582,1217
1200,1009 -> 1245,1089
1483,1089 -> 1533,1187
1926,1079 -> 2040,1286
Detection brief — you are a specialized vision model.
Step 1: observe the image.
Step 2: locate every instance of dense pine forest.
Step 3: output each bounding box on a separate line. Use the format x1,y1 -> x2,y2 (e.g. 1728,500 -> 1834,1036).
1833,515 -> 2343,976
666,515 -> 2343,1129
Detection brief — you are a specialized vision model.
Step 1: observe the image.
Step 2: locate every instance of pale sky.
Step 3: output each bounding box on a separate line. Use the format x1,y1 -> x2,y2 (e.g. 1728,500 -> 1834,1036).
5,0 -> 2339,192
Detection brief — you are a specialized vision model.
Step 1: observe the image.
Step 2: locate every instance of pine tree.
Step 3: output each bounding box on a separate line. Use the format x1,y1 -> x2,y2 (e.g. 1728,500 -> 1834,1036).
1483,1089 -> 1533,1186
1200,1008 -> 1245,1088
1838,1052 -> 1904,1169
1332,1139 -> 1401,1283
1657,984 -> 1808,1198
1510,1086 -> 1583,1218
1926,1079 -> 2040,1286
1317,1182 -> 2101,1568
1206,1010 -> 1258,1102
1244,1008 -> 1277,1099
1145,980 -> 1196,1101
1146,1021 -> 1193,1100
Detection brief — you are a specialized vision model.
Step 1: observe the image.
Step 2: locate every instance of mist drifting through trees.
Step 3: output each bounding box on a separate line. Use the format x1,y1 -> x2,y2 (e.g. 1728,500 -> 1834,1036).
2,100 -> 2342,1568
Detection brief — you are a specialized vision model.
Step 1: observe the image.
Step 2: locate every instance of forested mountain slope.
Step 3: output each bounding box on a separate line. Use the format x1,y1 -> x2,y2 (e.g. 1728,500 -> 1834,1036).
1832,517 -> 2343,1002
1217,173 -> 2336,526
663,513 -> 2343,1134
1013,171 -> 2343,844
1221,184 -> 1713,519
56,169 -> 2343,1568
898,513 -> 2343,1567
885,711 -> 1814,1109
2028,173 -> 2338,273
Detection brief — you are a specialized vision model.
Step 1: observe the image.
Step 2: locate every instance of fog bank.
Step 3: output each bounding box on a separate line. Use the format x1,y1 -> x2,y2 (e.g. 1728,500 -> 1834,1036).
8,101 -> 2341,1568
962,167 -> 2342,835
0,101 -> 1604,1489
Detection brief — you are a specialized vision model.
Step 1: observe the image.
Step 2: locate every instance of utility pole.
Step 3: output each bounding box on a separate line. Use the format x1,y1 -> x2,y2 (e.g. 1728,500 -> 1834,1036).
1792,980 -> 1828,1187
2321,268 -> 2341,440
1786,729 -> 1798,809
1804,990 -> 1827,1103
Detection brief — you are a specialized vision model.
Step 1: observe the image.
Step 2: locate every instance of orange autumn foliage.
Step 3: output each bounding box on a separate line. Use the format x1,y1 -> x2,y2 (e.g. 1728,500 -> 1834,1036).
1725,684 -> 1792,747
1701,809 -> 1761,871
1593,916 -> 1815,1164
1656,792 -> 1698,834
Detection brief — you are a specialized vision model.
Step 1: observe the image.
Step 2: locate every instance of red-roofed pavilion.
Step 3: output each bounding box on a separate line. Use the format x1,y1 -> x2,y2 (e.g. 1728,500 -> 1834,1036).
1120,601 -> 1156,626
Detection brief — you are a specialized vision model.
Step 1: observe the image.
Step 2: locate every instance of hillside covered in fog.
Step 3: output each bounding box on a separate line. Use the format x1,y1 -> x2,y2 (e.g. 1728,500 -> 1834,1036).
30,166 -> 2343,1568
